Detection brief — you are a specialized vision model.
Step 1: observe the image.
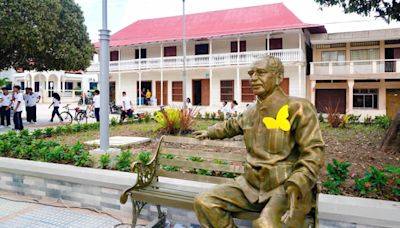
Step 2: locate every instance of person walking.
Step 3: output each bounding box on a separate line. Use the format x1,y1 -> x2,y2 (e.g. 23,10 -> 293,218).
49,93 -> 63,122
145,89 -> 151,106
24,87 -> 41,124
12,85 -> 24,130
230,100 -> 239,117
0,87 -> 12,128
91,90 -> 100,122
120,91 -> 133,121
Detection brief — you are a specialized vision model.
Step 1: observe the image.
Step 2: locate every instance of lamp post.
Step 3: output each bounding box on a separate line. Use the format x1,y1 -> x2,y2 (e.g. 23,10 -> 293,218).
99,0 -> 110,152
182,0 -> 187,108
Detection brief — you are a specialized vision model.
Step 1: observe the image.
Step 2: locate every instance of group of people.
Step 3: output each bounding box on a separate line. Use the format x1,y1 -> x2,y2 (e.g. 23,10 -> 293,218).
219,100 -> 239,119
0,86 -> 41,131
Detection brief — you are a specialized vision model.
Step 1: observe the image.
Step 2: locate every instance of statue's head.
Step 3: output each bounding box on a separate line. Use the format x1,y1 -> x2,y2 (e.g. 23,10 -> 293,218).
248,56 -> 284,99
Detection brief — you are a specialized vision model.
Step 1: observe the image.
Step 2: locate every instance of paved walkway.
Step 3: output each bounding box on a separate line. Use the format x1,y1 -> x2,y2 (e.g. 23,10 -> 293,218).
0,197 -> 121,228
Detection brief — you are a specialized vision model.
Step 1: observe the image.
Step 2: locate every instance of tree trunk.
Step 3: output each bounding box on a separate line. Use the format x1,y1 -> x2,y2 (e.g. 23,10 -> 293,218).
381,111 -> 400,153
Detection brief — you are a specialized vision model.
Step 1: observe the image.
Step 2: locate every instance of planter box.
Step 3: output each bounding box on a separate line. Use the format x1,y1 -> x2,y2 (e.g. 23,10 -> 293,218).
0,158 -> 398,227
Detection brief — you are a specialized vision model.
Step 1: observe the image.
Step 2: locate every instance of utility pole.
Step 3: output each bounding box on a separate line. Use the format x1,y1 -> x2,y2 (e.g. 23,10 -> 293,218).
182,0 -> 187,109
99,0 -> 110,152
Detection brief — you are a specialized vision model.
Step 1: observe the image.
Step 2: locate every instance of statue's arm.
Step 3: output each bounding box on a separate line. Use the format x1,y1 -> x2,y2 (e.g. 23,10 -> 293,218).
285,101 -> 325,198
207,113 -> 245,139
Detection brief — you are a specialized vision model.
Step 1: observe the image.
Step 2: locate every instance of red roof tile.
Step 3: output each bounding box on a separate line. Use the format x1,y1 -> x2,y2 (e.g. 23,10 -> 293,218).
97,3 -> 325,48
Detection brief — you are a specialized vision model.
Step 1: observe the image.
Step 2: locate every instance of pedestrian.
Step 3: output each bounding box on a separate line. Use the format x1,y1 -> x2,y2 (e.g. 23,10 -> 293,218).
230,100 -> 239,117
145,89 -> 151,106
120,91 -> 133,121
91,90 -> 100,122
0,87 -> 12,128
12,85 -> 24,130
186,97 -> 193,111
24,87 -> 41,124
220,101 -> 231,119
49,93 -> 63,122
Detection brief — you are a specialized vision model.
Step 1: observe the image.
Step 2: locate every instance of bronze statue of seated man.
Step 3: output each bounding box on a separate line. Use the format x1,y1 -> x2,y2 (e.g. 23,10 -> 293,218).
193,56 -> 325,228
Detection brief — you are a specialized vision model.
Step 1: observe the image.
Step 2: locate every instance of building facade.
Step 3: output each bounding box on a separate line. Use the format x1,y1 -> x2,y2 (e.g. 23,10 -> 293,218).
87,3 -> 325,107
308,28 -> 400,119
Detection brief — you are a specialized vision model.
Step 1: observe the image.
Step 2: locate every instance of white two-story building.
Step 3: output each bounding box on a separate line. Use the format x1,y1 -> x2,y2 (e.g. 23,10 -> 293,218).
87,3 -> 325,107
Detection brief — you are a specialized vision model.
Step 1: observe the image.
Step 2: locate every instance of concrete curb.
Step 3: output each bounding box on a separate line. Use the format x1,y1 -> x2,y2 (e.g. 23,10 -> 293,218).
0,157 -> 399,227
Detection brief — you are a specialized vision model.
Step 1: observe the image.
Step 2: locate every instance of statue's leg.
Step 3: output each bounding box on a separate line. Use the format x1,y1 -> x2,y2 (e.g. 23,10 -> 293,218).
194,183 -> 262,228
252,193 -> 288,228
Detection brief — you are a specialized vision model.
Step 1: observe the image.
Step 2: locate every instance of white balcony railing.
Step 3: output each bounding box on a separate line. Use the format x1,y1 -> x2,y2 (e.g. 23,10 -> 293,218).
87,48 -> 303,72
311,59 -> 400,76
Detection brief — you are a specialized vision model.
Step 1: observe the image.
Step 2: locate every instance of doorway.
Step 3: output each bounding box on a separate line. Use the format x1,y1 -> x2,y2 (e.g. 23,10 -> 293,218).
386,89 -> 400,119
192,79 -> 210,106
385,48 -> 400,72
156,81 -> 168,106
136,81 -> 152,105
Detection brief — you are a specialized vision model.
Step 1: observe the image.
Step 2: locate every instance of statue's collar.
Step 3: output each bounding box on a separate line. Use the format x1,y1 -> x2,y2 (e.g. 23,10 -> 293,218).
256,89 -> 288,110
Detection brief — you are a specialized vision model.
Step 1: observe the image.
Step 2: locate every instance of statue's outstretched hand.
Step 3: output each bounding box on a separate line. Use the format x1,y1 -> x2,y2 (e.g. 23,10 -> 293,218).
193,130 -> 208,140
281,184 -> 300,225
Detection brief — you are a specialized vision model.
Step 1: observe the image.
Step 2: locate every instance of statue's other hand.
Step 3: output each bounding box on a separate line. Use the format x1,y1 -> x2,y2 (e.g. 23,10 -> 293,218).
193,130 -> 208,140
281,184 -> 300,225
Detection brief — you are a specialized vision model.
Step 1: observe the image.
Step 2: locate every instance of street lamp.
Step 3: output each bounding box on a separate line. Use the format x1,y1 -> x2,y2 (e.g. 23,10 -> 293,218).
182,0 -> 187,109
99,0 -> 110,152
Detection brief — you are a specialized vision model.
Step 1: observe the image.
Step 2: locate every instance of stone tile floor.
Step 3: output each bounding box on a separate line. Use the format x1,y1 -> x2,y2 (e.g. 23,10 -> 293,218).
0,198 -> 120,228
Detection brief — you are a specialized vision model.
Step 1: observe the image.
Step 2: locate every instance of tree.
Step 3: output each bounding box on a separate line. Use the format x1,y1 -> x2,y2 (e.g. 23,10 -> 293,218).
0,0 -> 94,71
314,0 -> 400,23
0,78 -> 10,88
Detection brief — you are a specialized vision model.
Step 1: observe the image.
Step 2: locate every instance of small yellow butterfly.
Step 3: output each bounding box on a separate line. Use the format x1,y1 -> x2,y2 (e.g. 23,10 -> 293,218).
262,105 -> 291,131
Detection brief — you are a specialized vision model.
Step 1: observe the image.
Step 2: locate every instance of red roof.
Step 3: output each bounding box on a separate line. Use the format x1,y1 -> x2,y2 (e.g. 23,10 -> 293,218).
98,3 -> 326,48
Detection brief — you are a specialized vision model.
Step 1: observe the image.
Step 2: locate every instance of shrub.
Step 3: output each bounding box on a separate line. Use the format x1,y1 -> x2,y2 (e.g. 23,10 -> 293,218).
72,124 -> 82,132
44,128 -> 54,137
63,125 -> 73,134
322,159 -> 351,195
137,151 -> 151,164
363,115 -> 373,125
110,117 -> 118,126
54,126 -> 64,135
354,165 -> 400,198
348,114 -> 361,124
19,129 -> 30,137
318,113 -> 324,123
323,100 -> 344,128
154,108 -> 195,135
196,112 -> 202,119
74,151 -> 92,167
210,112 -> 216,120
144,114 -> 151,123
374,115 -> 391,129
32,129 -> 44,139
204,112 -> 210,119
219,112 -> 225,121
99,153 -> 111,169
137,117 -> 143,123
115,150 -> 133,172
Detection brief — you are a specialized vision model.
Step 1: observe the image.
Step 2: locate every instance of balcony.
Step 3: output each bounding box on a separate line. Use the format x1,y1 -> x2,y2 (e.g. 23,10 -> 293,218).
310,59 -> 400,80
87,48 -> 303,72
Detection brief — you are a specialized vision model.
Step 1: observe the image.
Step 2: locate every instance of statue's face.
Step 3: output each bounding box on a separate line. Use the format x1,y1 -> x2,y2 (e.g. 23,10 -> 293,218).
248,60 -> 280,98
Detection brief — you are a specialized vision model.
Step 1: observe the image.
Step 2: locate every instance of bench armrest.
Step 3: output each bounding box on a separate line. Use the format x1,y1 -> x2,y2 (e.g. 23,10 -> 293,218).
120,136 -> 165,204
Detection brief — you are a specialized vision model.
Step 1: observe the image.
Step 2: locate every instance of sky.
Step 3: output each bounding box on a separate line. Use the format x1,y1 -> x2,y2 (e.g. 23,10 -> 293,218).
77,0 -> 400,42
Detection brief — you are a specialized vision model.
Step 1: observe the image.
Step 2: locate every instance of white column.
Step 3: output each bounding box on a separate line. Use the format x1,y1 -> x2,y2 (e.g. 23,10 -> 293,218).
209,39 -> 213,66
347,79 -> 354,114
298,64 -> 302,97
57,76 -> 62,93
266,33 -> 270,52
298,30 -> 302,50
31,75 -> 35,89
138,72 -> 142,106
118,48 -> 121,101
62,77 -> 66,93
236,68 -> 241,102
237,37 -> 240,64
379,79 -> 386,112
310,80 -> 316,105
160,43 -> 164,106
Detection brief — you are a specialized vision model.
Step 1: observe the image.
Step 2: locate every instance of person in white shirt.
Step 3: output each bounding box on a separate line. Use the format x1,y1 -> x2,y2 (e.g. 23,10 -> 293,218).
186,97 -> 193,111
12,85 -> 24,130
49,93 -> 63,122
120,91 -> 133,121
220,101 -> 232,119
91,90 -> 100,122
0,87 -> 12,127
230,100 -> 239,117
24,87 -> 41,124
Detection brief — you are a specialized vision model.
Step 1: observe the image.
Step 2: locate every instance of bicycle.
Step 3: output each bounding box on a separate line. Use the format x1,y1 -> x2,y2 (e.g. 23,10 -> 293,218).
60,104 -> 90,125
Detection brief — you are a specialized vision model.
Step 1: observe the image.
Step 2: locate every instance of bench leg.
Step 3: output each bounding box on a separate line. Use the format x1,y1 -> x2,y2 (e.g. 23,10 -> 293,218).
130,196 -> 147,227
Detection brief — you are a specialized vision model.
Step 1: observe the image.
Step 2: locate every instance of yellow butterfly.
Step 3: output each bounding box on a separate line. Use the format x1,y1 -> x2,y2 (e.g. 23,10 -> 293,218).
262,105 -> 291,131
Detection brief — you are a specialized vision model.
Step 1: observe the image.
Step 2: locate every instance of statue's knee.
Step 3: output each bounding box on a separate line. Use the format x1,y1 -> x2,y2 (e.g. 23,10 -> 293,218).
194,193 -> 210,209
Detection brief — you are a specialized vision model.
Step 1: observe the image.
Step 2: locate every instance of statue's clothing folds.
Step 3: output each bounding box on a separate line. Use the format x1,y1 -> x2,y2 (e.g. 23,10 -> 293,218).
194,89 -> 325,228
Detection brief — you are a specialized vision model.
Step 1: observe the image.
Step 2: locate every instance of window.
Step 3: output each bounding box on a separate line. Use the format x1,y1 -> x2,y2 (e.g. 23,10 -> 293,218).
135,48 -> 147,59
353,89 -> 378,109
195,44 -> 209,55
172,81 -> 183,102
65,82 -> 73,90
164,46 -> 177,57
20,82 -> 25,90
89,82 -> 98,90
231,41 -> 246,52
321,51 -> 346,62
267,38 -> 283,50
110,51 -> 119,61
350,49 -> 379,60
220,80 -> 234,101
241,80 -> 255,102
